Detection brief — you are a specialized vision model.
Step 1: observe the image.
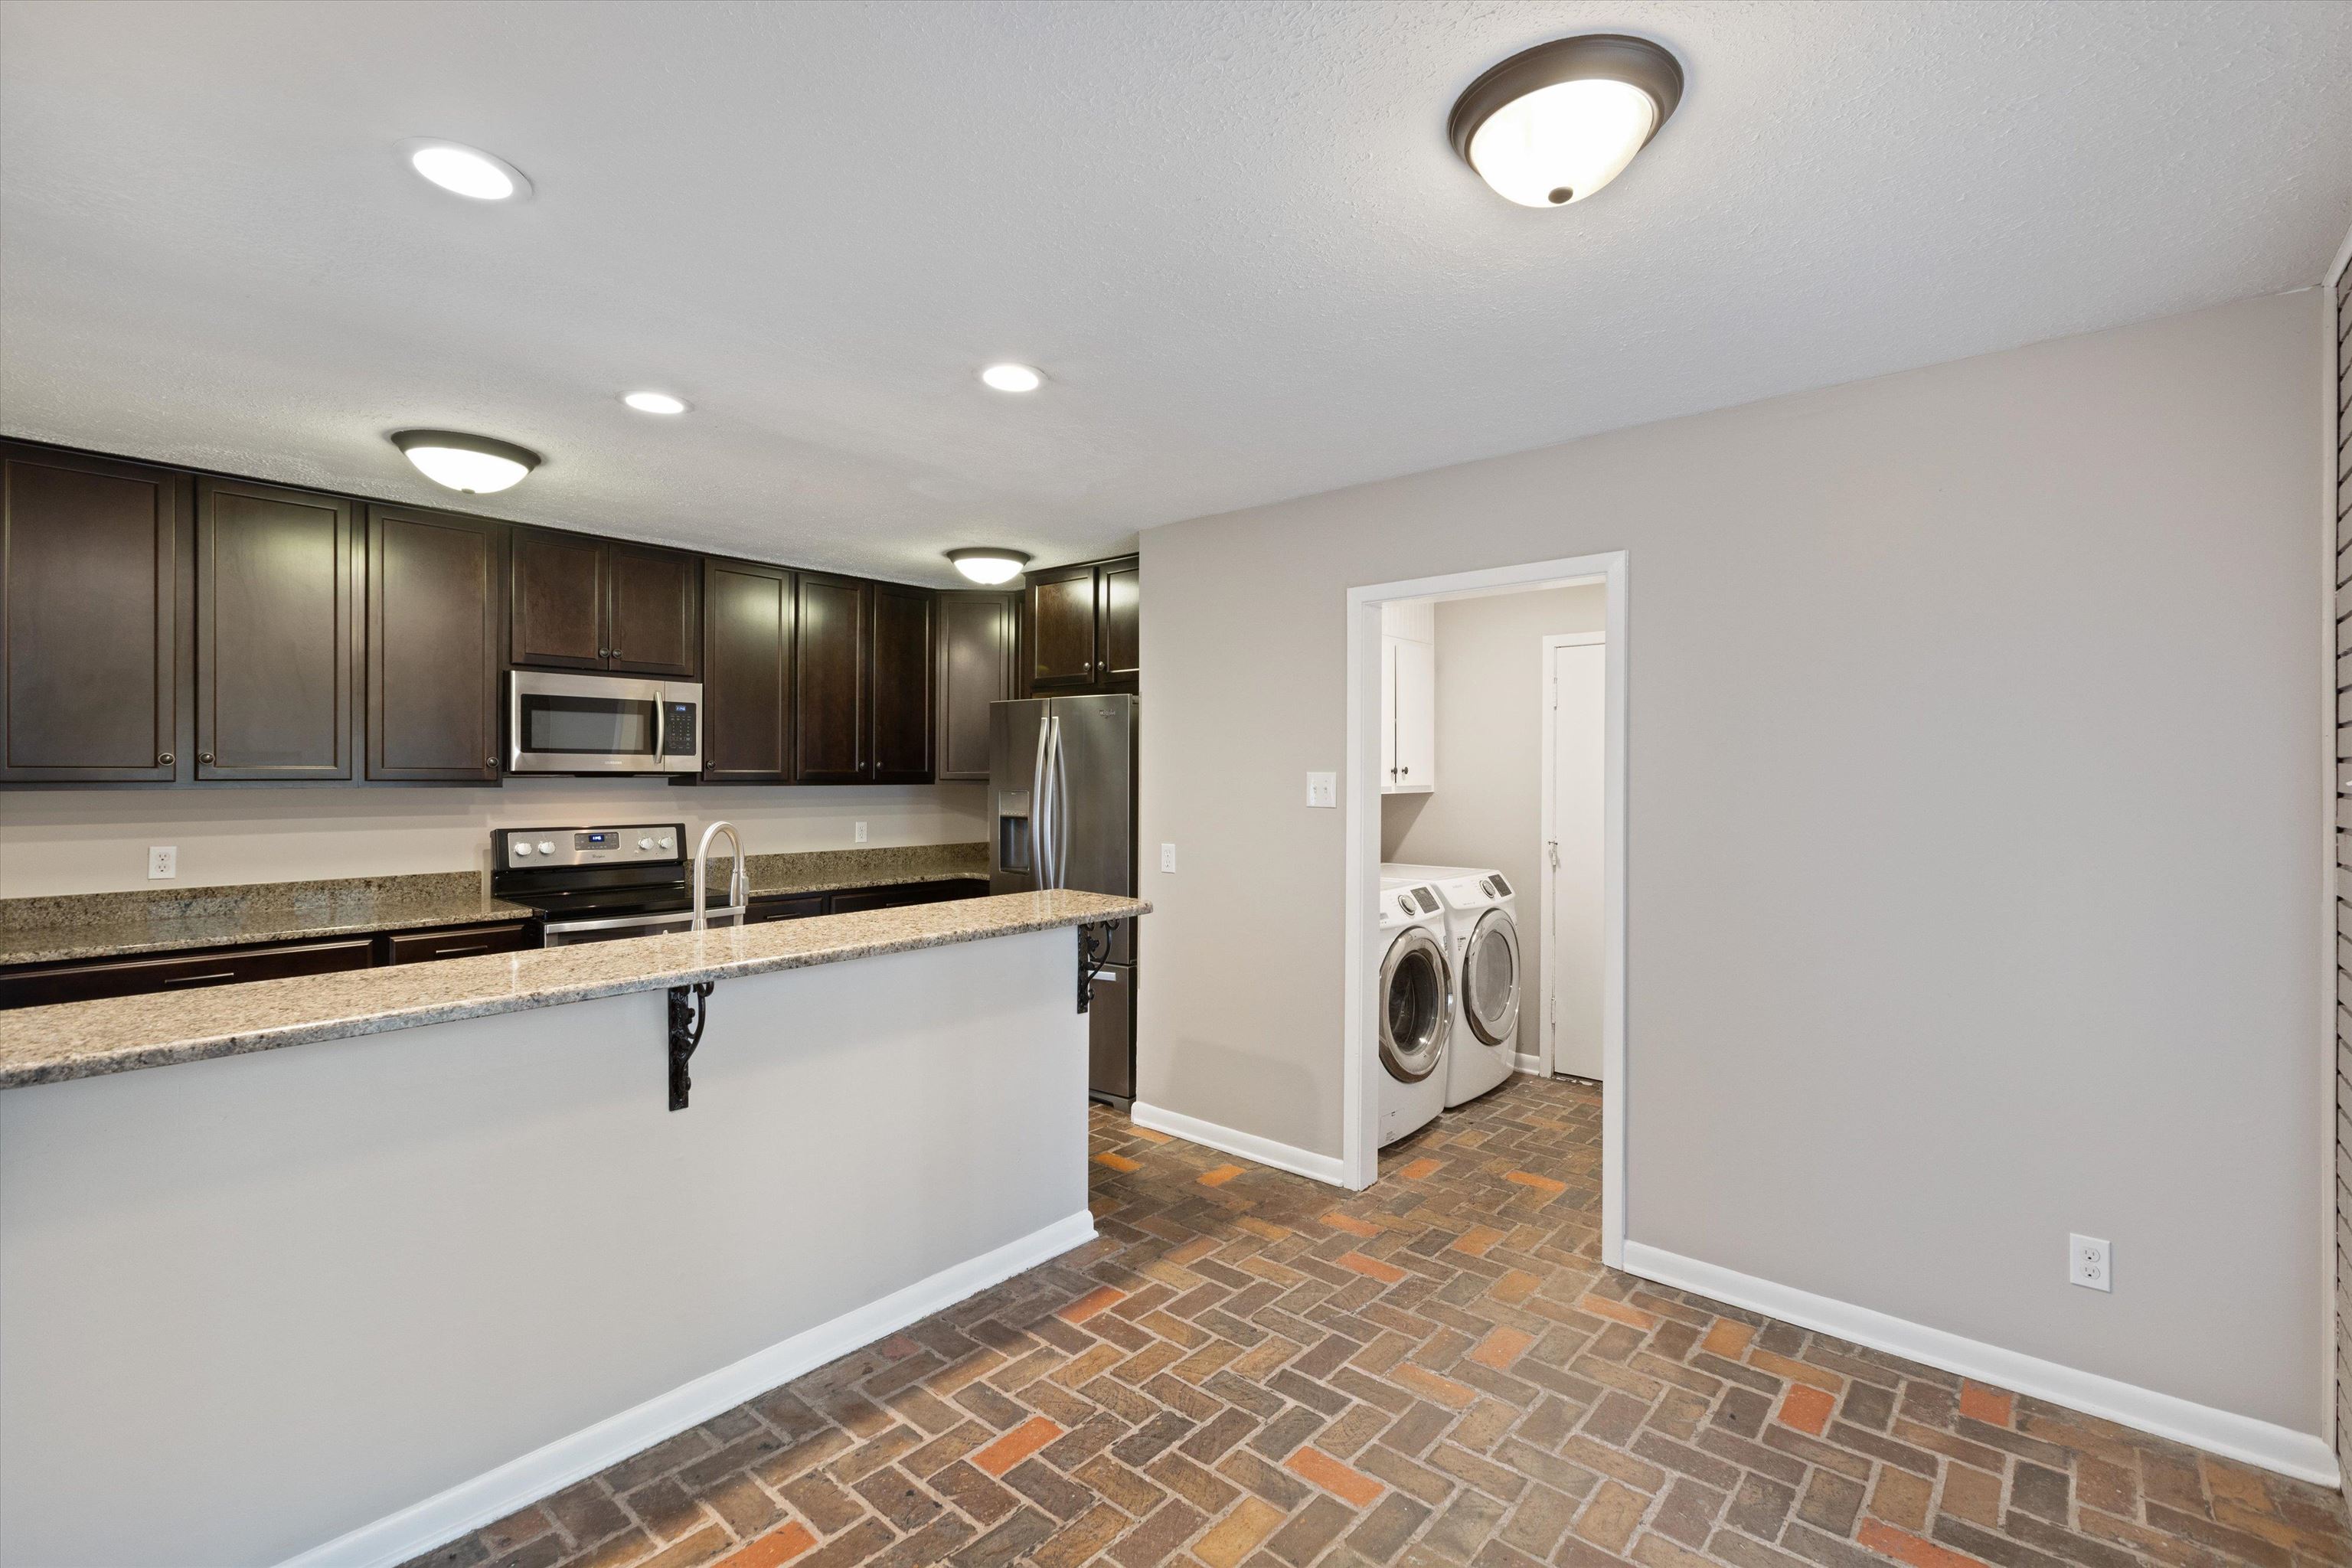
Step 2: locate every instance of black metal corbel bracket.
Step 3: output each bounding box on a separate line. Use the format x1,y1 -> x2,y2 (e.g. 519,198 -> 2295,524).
1076,923 -> 1114,1014
668,982 -> 715,1110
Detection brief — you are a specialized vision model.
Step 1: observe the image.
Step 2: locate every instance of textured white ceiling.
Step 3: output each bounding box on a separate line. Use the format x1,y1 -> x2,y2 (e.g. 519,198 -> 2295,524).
2,1 -> 2347,585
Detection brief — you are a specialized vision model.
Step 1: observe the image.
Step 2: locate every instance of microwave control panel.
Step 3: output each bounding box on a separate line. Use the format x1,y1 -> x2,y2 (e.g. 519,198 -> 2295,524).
662,701 -> 697,758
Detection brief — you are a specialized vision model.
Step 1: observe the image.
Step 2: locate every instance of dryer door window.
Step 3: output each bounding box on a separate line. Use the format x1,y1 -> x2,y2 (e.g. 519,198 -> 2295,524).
1462,910 -> 1521,1047
1379,929 -> 1451,1083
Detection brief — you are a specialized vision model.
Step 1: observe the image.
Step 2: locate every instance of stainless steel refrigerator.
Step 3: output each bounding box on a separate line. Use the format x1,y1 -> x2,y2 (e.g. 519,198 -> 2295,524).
990,694 -> 1138,1103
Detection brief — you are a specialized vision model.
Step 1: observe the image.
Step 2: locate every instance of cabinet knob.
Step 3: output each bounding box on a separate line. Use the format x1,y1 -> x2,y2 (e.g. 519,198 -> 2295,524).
158,752 -> 174,766
487,756 -> 498,769
198,751 -> 213,764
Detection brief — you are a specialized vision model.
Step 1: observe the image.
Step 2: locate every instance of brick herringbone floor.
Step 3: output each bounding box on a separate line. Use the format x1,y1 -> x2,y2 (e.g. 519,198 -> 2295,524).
413,1077 -> 2347,1568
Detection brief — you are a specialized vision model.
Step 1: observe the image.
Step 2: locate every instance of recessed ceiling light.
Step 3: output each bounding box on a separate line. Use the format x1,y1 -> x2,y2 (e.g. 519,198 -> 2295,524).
1449,35 -> 1683,207
622,391 -> 689,415
400,139 -> 532,202
390,430 -> 541,495
946,548 -> 1031,585
979,363 -> 1044,394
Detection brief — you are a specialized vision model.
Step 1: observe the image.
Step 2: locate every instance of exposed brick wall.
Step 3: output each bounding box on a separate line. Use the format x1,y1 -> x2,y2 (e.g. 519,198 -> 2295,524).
2336,254 -> 2350,1478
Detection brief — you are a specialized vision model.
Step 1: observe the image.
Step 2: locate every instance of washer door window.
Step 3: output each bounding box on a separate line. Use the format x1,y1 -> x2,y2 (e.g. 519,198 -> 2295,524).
1462,909 -> 1521,1047
1380,929 -> 1452,1082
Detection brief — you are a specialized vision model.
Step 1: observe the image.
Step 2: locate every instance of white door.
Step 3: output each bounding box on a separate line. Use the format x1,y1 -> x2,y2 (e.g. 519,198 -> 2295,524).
1393,637 -> 1435,792
1547,639 -> 1606,1080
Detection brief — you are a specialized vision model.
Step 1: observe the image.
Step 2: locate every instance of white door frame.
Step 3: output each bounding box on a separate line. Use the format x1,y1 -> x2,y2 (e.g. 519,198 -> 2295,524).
1341,550 -> 1630,1271
1538,631 -> 1608,1083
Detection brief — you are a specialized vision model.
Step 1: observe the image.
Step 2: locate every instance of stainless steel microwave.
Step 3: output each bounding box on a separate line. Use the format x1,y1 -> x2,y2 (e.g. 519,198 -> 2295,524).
507,671 -> 702,775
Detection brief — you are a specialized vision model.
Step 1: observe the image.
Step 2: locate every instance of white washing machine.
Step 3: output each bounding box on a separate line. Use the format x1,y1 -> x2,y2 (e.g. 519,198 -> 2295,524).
1374,873 -> 1452,1146
1386,864 -> 1520,1106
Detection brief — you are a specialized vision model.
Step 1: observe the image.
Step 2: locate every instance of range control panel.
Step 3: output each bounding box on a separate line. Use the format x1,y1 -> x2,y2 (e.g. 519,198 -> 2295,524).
497,824 -> 685,869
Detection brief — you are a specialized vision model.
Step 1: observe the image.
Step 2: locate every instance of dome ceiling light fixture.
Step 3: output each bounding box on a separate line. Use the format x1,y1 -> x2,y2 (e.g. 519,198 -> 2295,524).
400,139 -> 533,202
1448,34 -> 1684,209
979,363 -> 1044,394
390,430 -> 542,495
946,547 -> 1031,585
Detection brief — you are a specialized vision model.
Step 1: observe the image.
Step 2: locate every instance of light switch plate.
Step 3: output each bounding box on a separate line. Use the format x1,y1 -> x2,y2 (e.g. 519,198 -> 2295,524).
148,845 -> 177,880
1306,772 -> 1337,808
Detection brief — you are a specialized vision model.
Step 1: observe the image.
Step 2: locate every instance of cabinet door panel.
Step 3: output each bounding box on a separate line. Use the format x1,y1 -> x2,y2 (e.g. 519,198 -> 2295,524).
368,508 -> 502,781
608,544 -> 699,677
703,559 -> 792,782
1393,635 -> 1435,792
510,529 -> 606,670
936,591 -> 1014,782
1026,565 -> 1097,692
197,479 -> 353,780
793,572 -> 868,783
1380,636 -> 1399,792
1099,557 -> 1139,689
0,936 -> 373,1010
870,583 -> 934,784
0,446 -> 181,780
381,922 -> 535,964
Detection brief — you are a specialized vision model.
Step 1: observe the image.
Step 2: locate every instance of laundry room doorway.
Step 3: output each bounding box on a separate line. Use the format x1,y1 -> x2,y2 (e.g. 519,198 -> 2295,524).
1341,551 -> 1628,1269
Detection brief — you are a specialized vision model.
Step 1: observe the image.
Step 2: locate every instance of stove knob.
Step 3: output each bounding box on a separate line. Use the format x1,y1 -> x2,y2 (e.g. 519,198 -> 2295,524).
658,835 -> 674,851
514,842 -> 534,858
638,837 -> 654,851
537,841 -> 554,855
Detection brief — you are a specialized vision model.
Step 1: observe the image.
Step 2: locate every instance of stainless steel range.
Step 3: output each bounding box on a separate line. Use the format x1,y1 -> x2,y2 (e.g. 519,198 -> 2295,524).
491,822 -> 744,946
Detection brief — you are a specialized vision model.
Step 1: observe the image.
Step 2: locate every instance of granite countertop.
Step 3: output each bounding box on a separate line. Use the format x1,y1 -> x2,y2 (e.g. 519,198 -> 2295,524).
0,874 -> 537,968
717,842 -> 991,899
0,890 -> 1145,1090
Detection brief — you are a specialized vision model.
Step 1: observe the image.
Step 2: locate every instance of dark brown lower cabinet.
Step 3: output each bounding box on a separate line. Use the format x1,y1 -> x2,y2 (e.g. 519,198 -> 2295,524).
368,506 -> 504,782
0,444 -> 185,782
196,478 -> 355,780
870,583 -> 934,783
380,922 -> 536,964
746,878 -> 987,923
0,936 -> 374,1010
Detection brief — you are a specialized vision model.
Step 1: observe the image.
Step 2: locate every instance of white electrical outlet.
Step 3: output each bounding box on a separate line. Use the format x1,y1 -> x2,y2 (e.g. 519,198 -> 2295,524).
147,845 -> 178,880
854,821 -> 868,843
2069,1233 -> 2112,1292
1161,843 -> 1177,874
1306,771 -> 1337,808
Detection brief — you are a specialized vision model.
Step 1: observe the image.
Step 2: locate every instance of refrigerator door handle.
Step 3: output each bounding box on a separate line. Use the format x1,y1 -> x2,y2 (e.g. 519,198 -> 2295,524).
1031,712 -> 1054,890
1048,714 -> 1070,890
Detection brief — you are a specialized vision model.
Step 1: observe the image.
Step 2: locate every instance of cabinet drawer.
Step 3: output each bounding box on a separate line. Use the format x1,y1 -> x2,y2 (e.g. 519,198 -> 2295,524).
381,922 -> 537,965
745,894 -> 826,924
0,937 -> 374,1010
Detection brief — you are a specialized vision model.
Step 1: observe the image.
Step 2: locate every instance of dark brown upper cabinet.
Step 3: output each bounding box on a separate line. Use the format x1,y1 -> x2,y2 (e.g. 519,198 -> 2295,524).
794,572 -> 870,784
701,557 -> 793,782
367,505 -> 503,782
195,479 -> 356,781
1024,554 -> 1138,697
0,444 -> 185,782
510,528 -> 699,678
870,583 -> 935,785
936,590 -> 1016,783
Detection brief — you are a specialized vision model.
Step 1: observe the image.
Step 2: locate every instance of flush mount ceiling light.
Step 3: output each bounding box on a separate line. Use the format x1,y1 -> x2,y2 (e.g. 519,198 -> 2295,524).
1449,34 -> 1683,208
390,430 -> 541,495
978,363 -> 1044,394
400,139 -> 533,202
946,547 -> 1031,584
622,391 -> 689,414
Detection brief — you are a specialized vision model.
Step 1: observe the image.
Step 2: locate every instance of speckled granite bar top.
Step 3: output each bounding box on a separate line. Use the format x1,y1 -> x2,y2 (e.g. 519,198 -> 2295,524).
0,874 -> 537,968
0,890 -> 1146,1089
710,842 -> 991,898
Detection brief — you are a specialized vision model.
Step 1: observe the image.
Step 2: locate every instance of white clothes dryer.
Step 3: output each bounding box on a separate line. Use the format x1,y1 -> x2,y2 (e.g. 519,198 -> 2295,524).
1385,864 -> 1520,1106
1374,873 -> 1452,1145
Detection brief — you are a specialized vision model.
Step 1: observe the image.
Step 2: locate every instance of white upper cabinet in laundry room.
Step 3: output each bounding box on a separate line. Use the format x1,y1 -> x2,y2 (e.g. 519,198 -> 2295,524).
1380,601 -> 1436,794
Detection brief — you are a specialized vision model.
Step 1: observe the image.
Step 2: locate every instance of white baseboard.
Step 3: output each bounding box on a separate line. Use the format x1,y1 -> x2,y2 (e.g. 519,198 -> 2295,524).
1512,1054 -> 1544,1076
1130,1101 -> 1347,1187
1621,1241 -> 2341,1488
279,1209 -> 1099,1568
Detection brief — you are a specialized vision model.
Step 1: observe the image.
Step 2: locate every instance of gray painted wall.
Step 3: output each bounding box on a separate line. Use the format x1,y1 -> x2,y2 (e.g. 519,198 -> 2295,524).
1136,289 -> 2329,1435
1383,586 -> 1608,1068
0,930 -> 1086,1566
2334,258 -> 2350,1475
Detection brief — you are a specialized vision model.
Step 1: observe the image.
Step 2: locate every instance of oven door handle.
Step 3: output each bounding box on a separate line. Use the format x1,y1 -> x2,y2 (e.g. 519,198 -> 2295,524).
541,908 -> 705,938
